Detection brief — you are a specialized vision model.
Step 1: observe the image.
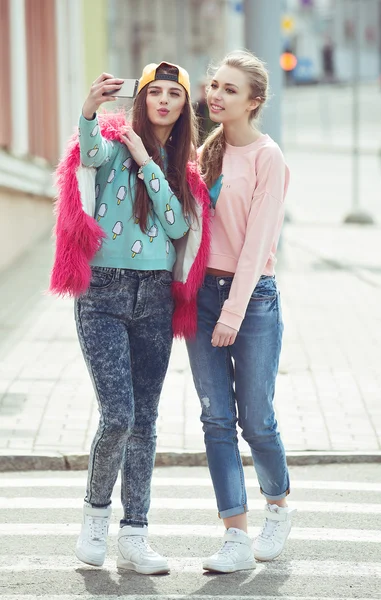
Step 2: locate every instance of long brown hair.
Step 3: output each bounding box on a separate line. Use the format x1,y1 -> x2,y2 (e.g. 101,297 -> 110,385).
200,50 -> 269,189
129,65 -> 199,233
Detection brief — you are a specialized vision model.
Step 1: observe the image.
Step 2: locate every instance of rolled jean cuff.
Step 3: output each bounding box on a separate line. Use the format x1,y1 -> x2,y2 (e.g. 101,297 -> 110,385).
120,518 -> 148,528
218,504 -> 248,519
86,500 -> 111,508
260,487 -> 290,501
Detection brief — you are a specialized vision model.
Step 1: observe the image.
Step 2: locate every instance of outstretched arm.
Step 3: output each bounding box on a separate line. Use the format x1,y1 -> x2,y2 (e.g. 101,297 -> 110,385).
79,73 -> 124,167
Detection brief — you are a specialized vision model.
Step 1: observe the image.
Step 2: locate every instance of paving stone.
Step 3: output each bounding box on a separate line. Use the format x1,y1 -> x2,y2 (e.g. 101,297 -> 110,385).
0,223 -> 380,457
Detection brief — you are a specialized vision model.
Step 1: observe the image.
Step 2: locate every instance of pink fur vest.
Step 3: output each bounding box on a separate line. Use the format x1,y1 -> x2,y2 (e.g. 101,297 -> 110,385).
49,112 -> 211,339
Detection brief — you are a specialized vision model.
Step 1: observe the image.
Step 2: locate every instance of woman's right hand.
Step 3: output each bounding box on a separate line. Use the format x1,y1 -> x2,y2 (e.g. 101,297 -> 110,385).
82,73 -> 125,120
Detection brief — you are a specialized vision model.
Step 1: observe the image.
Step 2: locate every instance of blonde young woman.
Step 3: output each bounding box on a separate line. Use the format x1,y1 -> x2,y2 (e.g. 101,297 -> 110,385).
187,50 -> 296,573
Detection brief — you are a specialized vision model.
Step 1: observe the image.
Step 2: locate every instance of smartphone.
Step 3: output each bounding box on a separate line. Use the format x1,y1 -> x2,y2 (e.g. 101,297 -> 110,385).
103,79 -> 139,98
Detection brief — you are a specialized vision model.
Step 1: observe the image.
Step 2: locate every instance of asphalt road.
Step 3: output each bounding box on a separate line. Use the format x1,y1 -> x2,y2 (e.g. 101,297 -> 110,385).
1,462 -> 380,599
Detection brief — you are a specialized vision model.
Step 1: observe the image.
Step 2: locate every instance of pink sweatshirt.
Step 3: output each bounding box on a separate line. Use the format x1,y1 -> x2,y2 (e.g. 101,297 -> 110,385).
207,134 -> 290,331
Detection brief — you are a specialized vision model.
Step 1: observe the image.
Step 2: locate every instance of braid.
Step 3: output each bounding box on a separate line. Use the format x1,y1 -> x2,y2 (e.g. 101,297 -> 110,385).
199,125 -> 225,189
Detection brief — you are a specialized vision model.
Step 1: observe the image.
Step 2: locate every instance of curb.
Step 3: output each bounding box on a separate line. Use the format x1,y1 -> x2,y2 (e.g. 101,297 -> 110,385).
0,450 -> 381,472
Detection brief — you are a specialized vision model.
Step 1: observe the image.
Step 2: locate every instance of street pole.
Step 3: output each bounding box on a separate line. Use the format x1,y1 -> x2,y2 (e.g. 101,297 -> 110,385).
244,0 -> 291,231
344,0 -> 374,224
176,0 -> 186,71
244,0 -> 283,146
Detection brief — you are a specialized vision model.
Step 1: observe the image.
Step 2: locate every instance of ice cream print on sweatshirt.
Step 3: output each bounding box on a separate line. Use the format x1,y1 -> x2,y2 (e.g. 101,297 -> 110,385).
79,113 -> 190,270
147,224 -> 158,242
112,221 -> 123,240
149,173 -> 160,192
97,203 -> 107,221
131,240 -> 143,258
116,186 -> 127,205
122,157 -> 132,171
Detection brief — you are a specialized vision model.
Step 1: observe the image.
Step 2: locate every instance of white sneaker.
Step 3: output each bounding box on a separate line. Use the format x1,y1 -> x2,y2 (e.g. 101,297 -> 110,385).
117,525 -> 170,575
253,504 -> 297,561
203,528 -> 256,573
75,503 -> 112,567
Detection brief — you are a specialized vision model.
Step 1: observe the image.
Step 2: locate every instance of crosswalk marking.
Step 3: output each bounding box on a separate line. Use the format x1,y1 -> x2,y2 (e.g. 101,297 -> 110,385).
1,556 -> 381,577
1,477 -> 381,492
0,523 -> 379,543
1,467 -> 380,600
1,496 -> 380,514
0,596 -> 378,600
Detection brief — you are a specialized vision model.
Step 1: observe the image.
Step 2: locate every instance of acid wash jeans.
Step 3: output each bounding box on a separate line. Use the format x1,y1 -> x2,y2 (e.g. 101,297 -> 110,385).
186,274 -> 290,519
74,266 -> 173,527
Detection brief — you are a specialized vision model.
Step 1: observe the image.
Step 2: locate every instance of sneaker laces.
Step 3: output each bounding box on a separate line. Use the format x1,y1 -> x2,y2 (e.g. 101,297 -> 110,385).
257,506 -> 281,541
131,536 -> 149,548
127,535 -> 155,554
88,516 -> 108,542
219,541 -> 238,555
258,518 -> 279,540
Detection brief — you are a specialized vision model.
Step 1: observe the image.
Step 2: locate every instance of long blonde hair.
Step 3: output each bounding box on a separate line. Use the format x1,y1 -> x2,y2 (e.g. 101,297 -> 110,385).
200,50 -> 269,188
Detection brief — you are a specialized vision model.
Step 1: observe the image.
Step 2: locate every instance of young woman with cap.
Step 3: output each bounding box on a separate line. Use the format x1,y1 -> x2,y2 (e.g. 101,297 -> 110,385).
186,50 -> 296,573
50,62 -> 210,574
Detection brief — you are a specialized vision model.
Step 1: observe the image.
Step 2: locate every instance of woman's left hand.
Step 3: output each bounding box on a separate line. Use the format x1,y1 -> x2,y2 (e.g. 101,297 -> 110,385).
211,323 -> 238,347
120,125 -> 150,166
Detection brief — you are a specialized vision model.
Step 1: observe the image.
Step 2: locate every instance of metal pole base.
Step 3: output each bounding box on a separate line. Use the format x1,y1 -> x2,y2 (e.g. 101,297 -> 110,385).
343,211 -> 375,225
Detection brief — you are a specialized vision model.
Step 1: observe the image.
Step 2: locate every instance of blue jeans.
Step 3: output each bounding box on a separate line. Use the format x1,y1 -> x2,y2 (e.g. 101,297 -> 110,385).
74,267 -> 173,527
187,274 -> 290,518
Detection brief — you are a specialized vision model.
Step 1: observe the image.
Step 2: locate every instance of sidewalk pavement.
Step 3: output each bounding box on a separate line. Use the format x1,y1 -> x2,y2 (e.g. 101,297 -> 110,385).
0,220 -> 380,468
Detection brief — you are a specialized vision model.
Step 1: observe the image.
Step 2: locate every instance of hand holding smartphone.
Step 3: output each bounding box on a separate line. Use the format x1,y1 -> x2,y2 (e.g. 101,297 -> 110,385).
103,79 -> 139,98
82,73 -> 136,120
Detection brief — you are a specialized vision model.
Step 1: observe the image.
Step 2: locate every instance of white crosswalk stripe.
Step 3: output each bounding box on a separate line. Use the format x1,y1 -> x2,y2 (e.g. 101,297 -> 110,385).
0,522 -> 379,543
1,556 -> 381,577
1,465 -> 380,600
0,596 -> 379,600
1,477 -> 381,492
1,497 -> 380,514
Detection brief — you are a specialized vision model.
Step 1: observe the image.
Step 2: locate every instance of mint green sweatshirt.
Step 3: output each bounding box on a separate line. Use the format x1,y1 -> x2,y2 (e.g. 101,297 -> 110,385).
79,114 -> 190,270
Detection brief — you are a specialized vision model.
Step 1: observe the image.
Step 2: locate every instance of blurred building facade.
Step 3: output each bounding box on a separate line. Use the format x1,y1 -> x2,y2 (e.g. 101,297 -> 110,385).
0,0 -> 246,273
0,0 -> 109,272
108,0 -> 244,95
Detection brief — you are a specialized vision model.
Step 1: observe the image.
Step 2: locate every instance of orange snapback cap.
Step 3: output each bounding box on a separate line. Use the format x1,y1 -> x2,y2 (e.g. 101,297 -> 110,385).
137,61 -> 191,96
